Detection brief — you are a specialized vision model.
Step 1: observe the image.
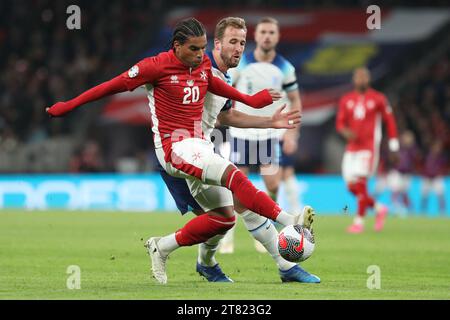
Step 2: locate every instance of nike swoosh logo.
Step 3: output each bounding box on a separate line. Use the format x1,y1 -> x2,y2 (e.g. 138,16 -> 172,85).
279,232 -> 288,249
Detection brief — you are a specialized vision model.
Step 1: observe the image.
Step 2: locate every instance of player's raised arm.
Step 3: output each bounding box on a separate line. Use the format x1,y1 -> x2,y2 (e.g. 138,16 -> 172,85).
46,57 -> 160,117
218,104 -> 300,129
208,73 -> 281,109
45,76 -> 128,117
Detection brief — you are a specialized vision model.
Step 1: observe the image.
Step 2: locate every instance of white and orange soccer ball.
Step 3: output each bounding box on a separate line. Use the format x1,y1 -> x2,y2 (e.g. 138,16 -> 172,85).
277,225 -> 315,262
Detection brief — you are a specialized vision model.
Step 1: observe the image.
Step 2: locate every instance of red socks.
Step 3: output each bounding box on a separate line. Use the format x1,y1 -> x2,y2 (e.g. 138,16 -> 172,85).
175,214 -> 236,246
175,168 -> 283,247
226,168 -> 281,221
348,179 -> 375,218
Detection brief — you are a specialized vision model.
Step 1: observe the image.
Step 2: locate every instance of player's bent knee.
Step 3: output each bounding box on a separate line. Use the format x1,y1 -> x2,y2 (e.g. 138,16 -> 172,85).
221,215 -> 236,231
208,206 -> 235,219
203,155 -> 234,186
221,164 -> 238,186
207,213 -> 236,233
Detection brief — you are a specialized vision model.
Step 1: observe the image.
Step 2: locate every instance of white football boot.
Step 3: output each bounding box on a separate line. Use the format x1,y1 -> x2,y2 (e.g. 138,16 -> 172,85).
144,237 -> 167,284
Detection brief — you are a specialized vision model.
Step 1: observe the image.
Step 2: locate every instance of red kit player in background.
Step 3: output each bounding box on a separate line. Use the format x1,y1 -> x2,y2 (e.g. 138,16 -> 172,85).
336,67 -> 399,233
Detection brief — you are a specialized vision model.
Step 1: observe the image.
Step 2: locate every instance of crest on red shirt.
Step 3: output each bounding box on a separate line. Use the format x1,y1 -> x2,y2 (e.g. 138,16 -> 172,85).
170,75 -> 179,84
128,65 -> 139,78
200,71 -> 207,80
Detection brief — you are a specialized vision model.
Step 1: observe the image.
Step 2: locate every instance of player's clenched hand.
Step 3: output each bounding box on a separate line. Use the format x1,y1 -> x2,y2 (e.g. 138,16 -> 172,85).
271,104 -> 301,129
46,102 -> 70,117
267,89 -> 282,102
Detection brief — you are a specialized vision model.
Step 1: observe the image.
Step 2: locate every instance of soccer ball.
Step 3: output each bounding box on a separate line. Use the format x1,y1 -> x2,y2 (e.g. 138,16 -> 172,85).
277,225 -> 315,262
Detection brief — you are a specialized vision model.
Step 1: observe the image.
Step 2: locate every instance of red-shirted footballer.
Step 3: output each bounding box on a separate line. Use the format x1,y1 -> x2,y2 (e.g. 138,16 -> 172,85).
336,67 -> 399,234
46,18 -> 317,284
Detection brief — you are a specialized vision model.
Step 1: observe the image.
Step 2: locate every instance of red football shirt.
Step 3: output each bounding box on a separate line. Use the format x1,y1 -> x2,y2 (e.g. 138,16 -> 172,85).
336,88 -> 398,152
121,49 -> 212,149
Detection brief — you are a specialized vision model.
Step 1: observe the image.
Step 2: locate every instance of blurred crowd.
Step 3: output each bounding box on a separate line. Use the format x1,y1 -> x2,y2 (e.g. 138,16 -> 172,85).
387,49 -> 450,175
0,0 -> 163,172
372,51 -> 450,214
0,1 -> 449,175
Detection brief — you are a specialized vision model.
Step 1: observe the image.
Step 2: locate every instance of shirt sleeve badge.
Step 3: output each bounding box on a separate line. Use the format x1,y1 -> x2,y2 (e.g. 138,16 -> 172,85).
128,65 -> 139,78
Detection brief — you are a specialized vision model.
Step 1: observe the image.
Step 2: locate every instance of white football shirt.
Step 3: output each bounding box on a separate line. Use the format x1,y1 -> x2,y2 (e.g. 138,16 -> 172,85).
229,51 -> 298,140
202,52 -> 232,141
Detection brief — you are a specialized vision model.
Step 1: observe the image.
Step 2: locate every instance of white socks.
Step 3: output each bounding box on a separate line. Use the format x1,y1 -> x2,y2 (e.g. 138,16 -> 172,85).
198,234 -> 224,267
283,175 -> 302,213
275,210 -> 296,226
157,233 -> 179,257
198,210 -> 297,271
219,224 -> 235,247
241,210 -> 296,271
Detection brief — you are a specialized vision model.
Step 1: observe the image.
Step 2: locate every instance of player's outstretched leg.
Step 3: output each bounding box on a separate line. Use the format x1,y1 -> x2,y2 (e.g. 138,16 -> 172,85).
279,265 -> 321,283
217,214 -> 268,254
218,224 -> 235,254
197,234 -> 233,282
222,166 -> 300,226
145,210 -> 235,284
144,237 -> 167,284
241,206 -> 320,283
254,238 -> 268,253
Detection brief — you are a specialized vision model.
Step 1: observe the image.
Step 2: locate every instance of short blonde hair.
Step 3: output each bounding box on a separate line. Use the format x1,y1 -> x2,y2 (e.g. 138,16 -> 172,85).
256,16 -> 279,28
215,17 -> 247,40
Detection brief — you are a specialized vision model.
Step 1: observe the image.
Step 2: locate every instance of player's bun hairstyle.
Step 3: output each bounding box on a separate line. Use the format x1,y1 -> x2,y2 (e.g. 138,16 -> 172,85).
171,17 -> 206,47
214,17 -> 247,40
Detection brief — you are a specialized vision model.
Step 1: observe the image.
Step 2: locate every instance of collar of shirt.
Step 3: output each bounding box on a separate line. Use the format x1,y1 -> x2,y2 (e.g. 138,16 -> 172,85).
207,51 -> 231,83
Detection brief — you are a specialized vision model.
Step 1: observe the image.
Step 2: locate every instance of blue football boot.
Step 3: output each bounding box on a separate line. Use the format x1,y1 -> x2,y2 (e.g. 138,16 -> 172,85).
279,265 -> 321,283
196,262 -> 233,282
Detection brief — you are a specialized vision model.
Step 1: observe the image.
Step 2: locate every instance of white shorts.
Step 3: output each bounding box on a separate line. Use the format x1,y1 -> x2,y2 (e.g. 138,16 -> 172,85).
156,138 -> 232,186
190,182 -> 233,213
342,150 -> 376,183
156,138 -> 234,212
421,177 -> 444,195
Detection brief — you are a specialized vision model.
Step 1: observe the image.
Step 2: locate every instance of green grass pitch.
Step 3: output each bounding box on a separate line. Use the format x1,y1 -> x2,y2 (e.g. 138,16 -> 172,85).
0,210 -> 449,299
